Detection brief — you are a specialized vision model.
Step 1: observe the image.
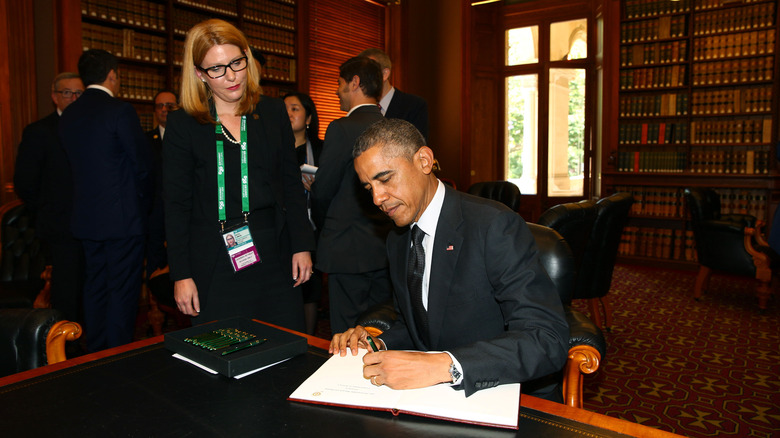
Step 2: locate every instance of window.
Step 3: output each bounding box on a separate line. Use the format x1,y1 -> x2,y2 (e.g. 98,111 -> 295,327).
307,0 -> 385,140
505,17 -> 590,198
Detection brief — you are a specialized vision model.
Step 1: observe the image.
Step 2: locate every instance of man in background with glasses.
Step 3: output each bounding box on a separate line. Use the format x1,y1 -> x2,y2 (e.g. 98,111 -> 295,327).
145,90 -> 178,282
14,72 -> 86,331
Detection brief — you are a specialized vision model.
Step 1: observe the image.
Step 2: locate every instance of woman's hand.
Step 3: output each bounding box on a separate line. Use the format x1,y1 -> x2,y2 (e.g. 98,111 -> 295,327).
174,278 -> 200,316
291,251 -> 313,287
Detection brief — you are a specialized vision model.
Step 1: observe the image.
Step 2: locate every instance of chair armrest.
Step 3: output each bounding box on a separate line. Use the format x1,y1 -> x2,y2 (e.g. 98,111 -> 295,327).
563,344 -> 601,409
355,301 -> 397,335
45,320 -> 82,364
566,308 -> 606,357
720,213 -> 756,228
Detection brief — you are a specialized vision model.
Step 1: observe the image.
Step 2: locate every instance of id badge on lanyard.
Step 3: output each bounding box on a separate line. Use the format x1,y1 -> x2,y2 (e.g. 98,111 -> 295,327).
216,116 -> 261,272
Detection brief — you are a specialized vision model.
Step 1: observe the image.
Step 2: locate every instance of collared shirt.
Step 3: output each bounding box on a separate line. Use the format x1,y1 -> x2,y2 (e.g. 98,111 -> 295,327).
158,125 -> 166,140
87,84 -> 114,97
409,180 -> 464,385
346,103 -> 379,117
378,87 -> 395,115
411,179 -> 445,310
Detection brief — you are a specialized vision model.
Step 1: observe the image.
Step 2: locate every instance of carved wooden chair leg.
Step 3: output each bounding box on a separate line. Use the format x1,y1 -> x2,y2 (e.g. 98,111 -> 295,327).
587,298 -> 603,329
745,227 -> 772,310
599,296 -> 613,331
147,291 -> 165,337
693,265 -> 712,301
33,265 -> 53,308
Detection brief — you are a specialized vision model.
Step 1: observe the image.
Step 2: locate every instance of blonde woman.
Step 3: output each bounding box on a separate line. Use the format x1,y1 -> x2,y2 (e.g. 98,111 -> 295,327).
163,19 -> 313,330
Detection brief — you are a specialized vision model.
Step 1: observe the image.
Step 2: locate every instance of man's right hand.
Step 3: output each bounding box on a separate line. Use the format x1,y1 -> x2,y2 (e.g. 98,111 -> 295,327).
174,278 -> 200,316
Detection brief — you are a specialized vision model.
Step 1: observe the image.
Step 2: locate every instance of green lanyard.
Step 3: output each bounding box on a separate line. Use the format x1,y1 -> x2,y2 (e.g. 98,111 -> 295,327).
215,115 -> 249,230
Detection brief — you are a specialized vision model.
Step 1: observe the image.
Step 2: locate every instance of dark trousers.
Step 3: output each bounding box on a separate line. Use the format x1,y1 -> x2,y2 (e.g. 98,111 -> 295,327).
81,235 -> 145,352
49,240 -> 85,324
328,269 -> 393,334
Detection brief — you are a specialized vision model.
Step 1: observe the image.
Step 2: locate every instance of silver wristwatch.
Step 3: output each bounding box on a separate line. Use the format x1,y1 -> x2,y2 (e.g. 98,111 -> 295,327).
449,362 -> 462,383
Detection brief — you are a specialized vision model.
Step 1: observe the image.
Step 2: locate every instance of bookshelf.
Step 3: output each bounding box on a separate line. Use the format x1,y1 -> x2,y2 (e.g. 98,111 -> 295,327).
605,0 -> 779,269
76,0 -> 298,130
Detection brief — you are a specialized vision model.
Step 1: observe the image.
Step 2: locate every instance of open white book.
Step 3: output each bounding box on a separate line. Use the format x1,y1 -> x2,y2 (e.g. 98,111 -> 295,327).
300,164 -> 318,175
288,349 -> 521,429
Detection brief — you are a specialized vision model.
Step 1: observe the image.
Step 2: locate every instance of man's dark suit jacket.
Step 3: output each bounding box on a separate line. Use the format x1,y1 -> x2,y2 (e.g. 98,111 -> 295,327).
311,105 -> 394,274
385,89 -> 429,141
14,111 -> 75,242
380,185 -> 569,398
162,96 -> 315,284
59,88 -> 152,240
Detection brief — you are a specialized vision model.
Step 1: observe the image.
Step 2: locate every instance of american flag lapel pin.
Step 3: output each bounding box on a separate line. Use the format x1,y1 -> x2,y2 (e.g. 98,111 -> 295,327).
446,244 -> 454,251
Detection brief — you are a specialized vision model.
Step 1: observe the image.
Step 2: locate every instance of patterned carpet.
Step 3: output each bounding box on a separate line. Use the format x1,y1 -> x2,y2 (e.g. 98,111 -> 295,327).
571,264 -> 780,438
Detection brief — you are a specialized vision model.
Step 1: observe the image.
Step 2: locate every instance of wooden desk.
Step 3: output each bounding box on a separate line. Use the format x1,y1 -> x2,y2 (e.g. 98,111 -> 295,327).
0,324 -> 682,438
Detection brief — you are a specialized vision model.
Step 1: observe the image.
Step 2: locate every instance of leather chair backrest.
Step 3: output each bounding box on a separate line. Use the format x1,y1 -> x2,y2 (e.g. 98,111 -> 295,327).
467,181 -> 521,211
0,308 -> 64,377
537,200 -> 597,270
684,187 -> 721,224
527,223 -> 575,306
573,192 -> 634,300
1,202 -> 47,289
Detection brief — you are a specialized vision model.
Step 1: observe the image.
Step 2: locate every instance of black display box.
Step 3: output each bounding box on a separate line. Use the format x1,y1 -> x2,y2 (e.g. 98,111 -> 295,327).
164,317 -> 308,377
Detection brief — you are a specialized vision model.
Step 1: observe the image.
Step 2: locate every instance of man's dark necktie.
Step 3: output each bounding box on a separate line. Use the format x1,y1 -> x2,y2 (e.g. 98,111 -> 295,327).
408,225 -> 429,346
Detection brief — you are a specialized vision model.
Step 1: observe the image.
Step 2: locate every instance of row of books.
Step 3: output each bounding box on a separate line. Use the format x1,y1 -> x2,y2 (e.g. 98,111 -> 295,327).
623,0 -> 691,19
619,227 -> 697,262
688,147 -> 772,174
134,104 -> 155,132
690,86 -> 772,115
244,0 -> 296,30
692,29 -> 775,61
82,23 -> 167,64
175,0 -> 238,17
261,84 -> 297,99
616,185 -> 686,218
616,147 -> 773,174
620,15 -> 688,43
617,150 -> 688,172
243,21 -> 296,57
262,55 -> 296,82
694,0 -> 767,11
619,93 -> 688,117
690,56 -> 774,85
81,0 -> 166,31
690,118 -> 772,144
626,186 -> 771,218
692,1 -> 775,35
619,65 -> 687,89
173,8 -> 231,36
118,67 -> 166,102
619,122 -> 689,144
620,40 -> 688,66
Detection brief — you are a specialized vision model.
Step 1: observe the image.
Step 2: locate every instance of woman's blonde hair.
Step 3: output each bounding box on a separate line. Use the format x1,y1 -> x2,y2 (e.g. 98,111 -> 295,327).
180,19 -> 261,124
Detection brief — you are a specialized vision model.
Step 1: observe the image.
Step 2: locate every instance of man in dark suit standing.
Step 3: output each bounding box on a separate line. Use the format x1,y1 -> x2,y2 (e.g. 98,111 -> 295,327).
310,56 -> 394,334
14,72 -> 85,323
60,49 -> 153,352
145,90 -> 177,279
359,48 -> 429,141
331,119 -> 569,401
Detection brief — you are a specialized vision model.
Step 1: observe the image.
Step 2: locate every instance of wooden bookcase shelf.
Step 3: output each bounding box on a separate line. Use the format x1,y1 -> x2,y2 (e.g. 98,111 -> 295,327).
605,0 -> 779,267
73,0 -> 299,130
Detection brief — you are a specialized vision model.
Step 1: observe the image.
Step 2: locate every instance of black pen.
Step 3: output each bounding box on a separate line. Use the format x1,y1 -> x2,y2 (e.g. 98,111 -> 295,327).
221,338 -> 267,356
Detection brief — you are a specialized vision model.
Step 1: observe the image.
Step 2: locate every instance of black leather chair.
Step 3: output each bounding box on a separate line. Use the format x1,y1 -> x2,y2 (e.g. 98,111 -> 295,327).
0,307 -> 82,378
467,181 -> 521,211
683,187 -> 773,309
0,200 -> 48,308
356,224 -> 606,409
538,199 -> 598,273
571,192 -> 634,330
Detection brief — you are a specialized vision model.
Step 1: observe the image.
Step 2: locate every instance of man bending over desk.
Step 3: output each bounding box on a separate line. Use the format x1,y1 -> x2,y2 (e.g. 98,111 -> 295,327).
329,119 -> 569,402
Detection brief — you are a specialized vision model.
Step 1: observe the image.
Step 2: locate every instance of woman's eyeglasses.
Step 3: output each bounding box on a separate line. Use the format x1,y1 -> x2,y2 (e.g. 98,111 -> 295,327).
197,56 -> 249,79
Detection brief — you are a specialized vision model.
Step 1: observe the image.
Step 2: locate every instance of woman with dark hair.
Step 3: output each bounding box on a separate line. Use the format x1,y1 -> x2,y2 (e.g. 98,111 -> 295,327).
163,19 -> 314,330
284,91 -> 323,334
